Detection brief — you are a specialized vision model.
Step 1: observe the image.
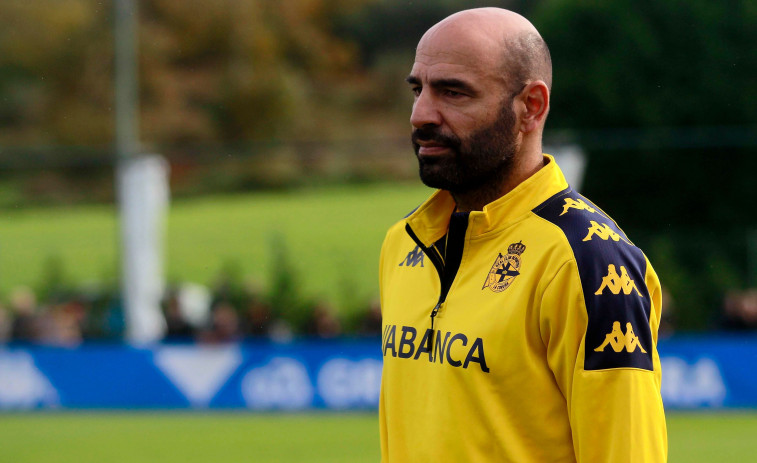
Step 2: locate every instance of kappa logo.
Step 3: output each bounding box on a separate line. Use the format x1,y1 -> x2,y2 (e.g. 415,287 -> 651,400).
595,264 -> 643,296
559,198 -> 597,216
399,245 -> 425,267
582,221 -> 631,244
594,321 -> 648,353
482,241 -> 526,293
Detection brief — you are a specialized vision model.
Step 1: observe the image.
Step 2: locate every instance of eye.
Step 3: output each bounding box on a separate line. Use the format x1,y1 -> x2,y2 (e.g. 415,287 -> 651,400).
411,86 -> 422,96
443,89 -> 465,98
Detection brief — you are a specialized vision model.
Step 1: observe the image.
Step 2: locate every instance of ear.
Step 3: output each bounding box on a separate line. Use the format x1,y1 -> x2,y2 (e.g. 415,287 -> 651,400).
518,81 -> 549,134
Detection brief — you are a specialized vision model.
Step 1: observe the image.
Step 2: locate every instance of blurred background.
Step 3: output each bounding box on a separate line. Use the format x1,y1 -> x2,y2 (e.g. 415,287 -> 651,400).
0,0 -> 756,462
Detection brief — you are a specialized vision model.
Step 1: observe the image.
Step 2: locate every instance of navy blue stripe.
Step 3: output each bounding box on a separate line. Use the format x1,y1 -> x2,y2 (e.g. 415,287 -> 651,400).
534,188 -> 653,371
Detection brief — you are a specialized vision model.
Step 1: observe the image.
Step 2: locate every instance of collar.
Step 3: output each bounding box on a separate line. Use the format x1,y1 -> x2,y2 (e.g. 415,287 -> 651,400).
405,154 -> 569,246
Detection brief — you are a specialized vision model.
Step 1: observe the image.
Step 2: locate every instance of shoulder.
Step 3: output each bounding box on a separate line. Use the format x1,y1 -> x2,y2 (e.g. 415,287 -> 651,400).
532,188 -> 656,371
380,212 -> 417,269
532,188 -> 643,268
383,215 -> 411,251
381,199 -> 429,256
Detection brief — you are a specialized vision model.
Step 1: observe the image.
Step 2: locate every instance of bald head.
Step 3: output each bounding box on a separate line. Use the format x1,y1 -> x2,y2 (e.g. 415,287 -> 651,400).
418,8 -> 552,94
407,8 -> 553,210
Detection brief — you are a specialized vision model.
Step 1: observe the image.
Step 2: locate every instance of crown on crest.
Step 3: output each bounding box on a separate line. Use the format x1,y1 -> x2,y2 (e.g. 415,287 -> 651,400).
507,241 -> 526,256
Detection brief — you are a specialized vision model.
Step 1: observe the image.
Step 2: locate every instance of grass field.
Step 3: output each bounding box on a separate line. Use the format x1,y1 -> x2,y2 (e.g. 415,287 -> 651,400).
1,411 -> 756,462
0,182 -> 431,313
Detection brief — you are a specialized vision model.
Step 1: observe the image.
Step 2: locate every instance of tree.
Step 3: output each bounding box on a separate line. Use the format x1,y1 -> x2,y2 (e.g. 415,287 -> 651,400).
0,0 -> 373,148
533,0 -> 757,128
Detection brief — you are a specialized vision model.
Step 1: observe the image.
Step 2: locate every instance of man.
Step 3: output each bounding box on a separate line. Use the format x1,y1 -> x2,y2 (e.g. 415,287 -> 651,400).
378,8 -> 667,462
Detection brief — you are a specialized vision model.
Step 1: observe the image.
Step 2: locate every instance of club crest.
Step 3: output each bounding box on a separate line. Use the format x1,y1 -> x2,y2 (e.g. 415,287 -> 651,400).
482,241 -> 526,293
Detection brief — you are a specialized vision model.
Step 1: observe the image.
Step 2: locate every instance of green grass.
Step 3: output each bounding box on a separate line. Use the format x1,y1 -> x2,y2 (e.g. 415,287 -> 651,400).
667,412 -> 757,461
0,412 -> 379,463
0,411 -> 754,462
0,182 -> 432,313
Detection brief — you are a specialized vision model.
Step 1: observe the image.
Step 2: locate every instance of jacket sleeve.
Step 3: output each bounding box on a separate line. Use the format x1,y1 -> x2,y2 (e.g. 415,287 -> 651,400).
378,229 -> 393,463
539,256 -> 668,463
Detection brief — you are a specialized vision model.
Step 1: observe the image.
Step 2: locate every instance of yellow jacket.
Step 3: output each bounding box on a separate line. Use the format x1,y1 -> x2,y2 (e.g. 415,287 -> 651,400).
379,155 -> 667,462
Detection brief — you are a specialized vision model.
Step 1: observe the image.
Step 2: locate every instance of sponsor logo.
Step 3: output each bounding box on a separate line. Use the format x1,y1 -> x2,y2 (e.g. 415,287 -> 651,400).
399,245 -> 425,267
154,345 -> 242,408
595,264 -> 643,296
241,358 -> 314,410
582,220 -> 631,244
482,241 -> 526,293
594,321 -> 648,353
0,351 -> 59,409
382,324 -> 490,373
317,358 -> 382,409
559,197 -> 597,216
660,357 -> 726,408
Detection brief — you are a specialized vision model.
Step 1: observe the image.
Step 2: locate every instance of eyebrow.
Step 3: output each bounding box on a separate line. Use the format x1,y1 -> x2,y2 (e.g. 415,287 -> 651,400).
405,75 -> 478,95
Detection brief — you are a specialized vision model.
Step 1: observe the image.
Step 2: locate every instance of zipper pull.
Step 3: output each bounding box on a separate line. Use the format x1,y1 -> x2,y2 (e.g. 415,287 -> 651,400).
429,302 -> 442,352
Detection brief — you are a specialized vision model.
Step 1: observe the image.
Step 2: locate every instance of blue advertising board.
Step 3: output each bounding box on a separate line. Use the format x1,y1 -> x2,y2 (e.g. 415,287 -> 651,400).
0,335 -> 755,410
658,335 -> 757,408
0,339 -> 382,410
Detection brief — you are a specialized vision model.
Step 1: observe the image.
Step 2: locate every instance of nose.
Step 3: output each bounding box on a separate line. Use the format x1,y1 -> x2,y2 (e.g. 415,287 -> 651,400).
410,91 -> 442,129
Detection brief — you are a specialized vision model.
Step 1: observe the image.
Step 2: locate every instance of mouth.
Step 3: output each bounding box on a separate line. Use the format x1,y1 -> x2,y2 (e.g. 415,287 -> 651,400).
415,141 -> 450,156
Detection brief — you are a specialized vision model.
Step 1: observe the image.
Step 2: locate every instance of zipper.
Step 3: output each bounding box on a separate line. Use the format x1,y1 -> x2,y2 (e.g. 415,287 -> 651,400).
405,224 -> 445,352
429,302 -> 442,352
405,211 -> 469,356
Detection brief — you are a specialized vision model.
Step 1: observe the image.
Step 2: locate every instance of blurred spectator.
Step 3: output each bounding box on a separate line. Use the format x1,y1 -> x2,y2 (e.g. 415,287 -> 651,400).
78,287 -> 112,339
244,298 -> 274,337
721,289 -> 757,331
304,302 -> 342,338
1,279 -> 391,344
0,304 -> 11,343
37,297 -> 86,347
357,300 -> 383,336
659,286 -> 676,337
197,301 -> 241,344
9,286 -> 39,341
162,288 -> 194,340
176,283 -> 212,328
102,295 -> 126,339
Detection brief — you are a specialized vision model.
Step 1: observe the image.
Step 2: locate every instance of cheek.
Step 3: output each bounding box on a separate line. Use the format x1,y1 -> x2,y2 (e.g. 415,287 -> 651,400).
450,107 -> 498,138
445,108 -> 481,132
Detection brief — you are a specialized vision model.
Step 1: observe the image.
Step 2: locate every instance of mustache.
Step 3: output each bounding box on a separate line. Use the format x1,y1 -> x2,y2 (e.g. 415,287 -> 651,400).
411,127 -> 461,148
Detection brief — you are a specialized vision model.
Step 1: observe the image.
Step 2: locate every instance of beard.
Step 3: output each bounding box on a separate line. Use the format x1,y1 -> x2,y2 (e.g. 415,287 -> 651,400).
411,100 -> 518,195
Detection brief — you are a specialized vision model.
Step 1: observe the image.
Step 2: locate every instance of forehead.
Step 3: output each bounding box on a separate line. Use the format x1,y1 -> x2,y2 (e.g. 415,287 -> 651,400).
411,25 -> 503,85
